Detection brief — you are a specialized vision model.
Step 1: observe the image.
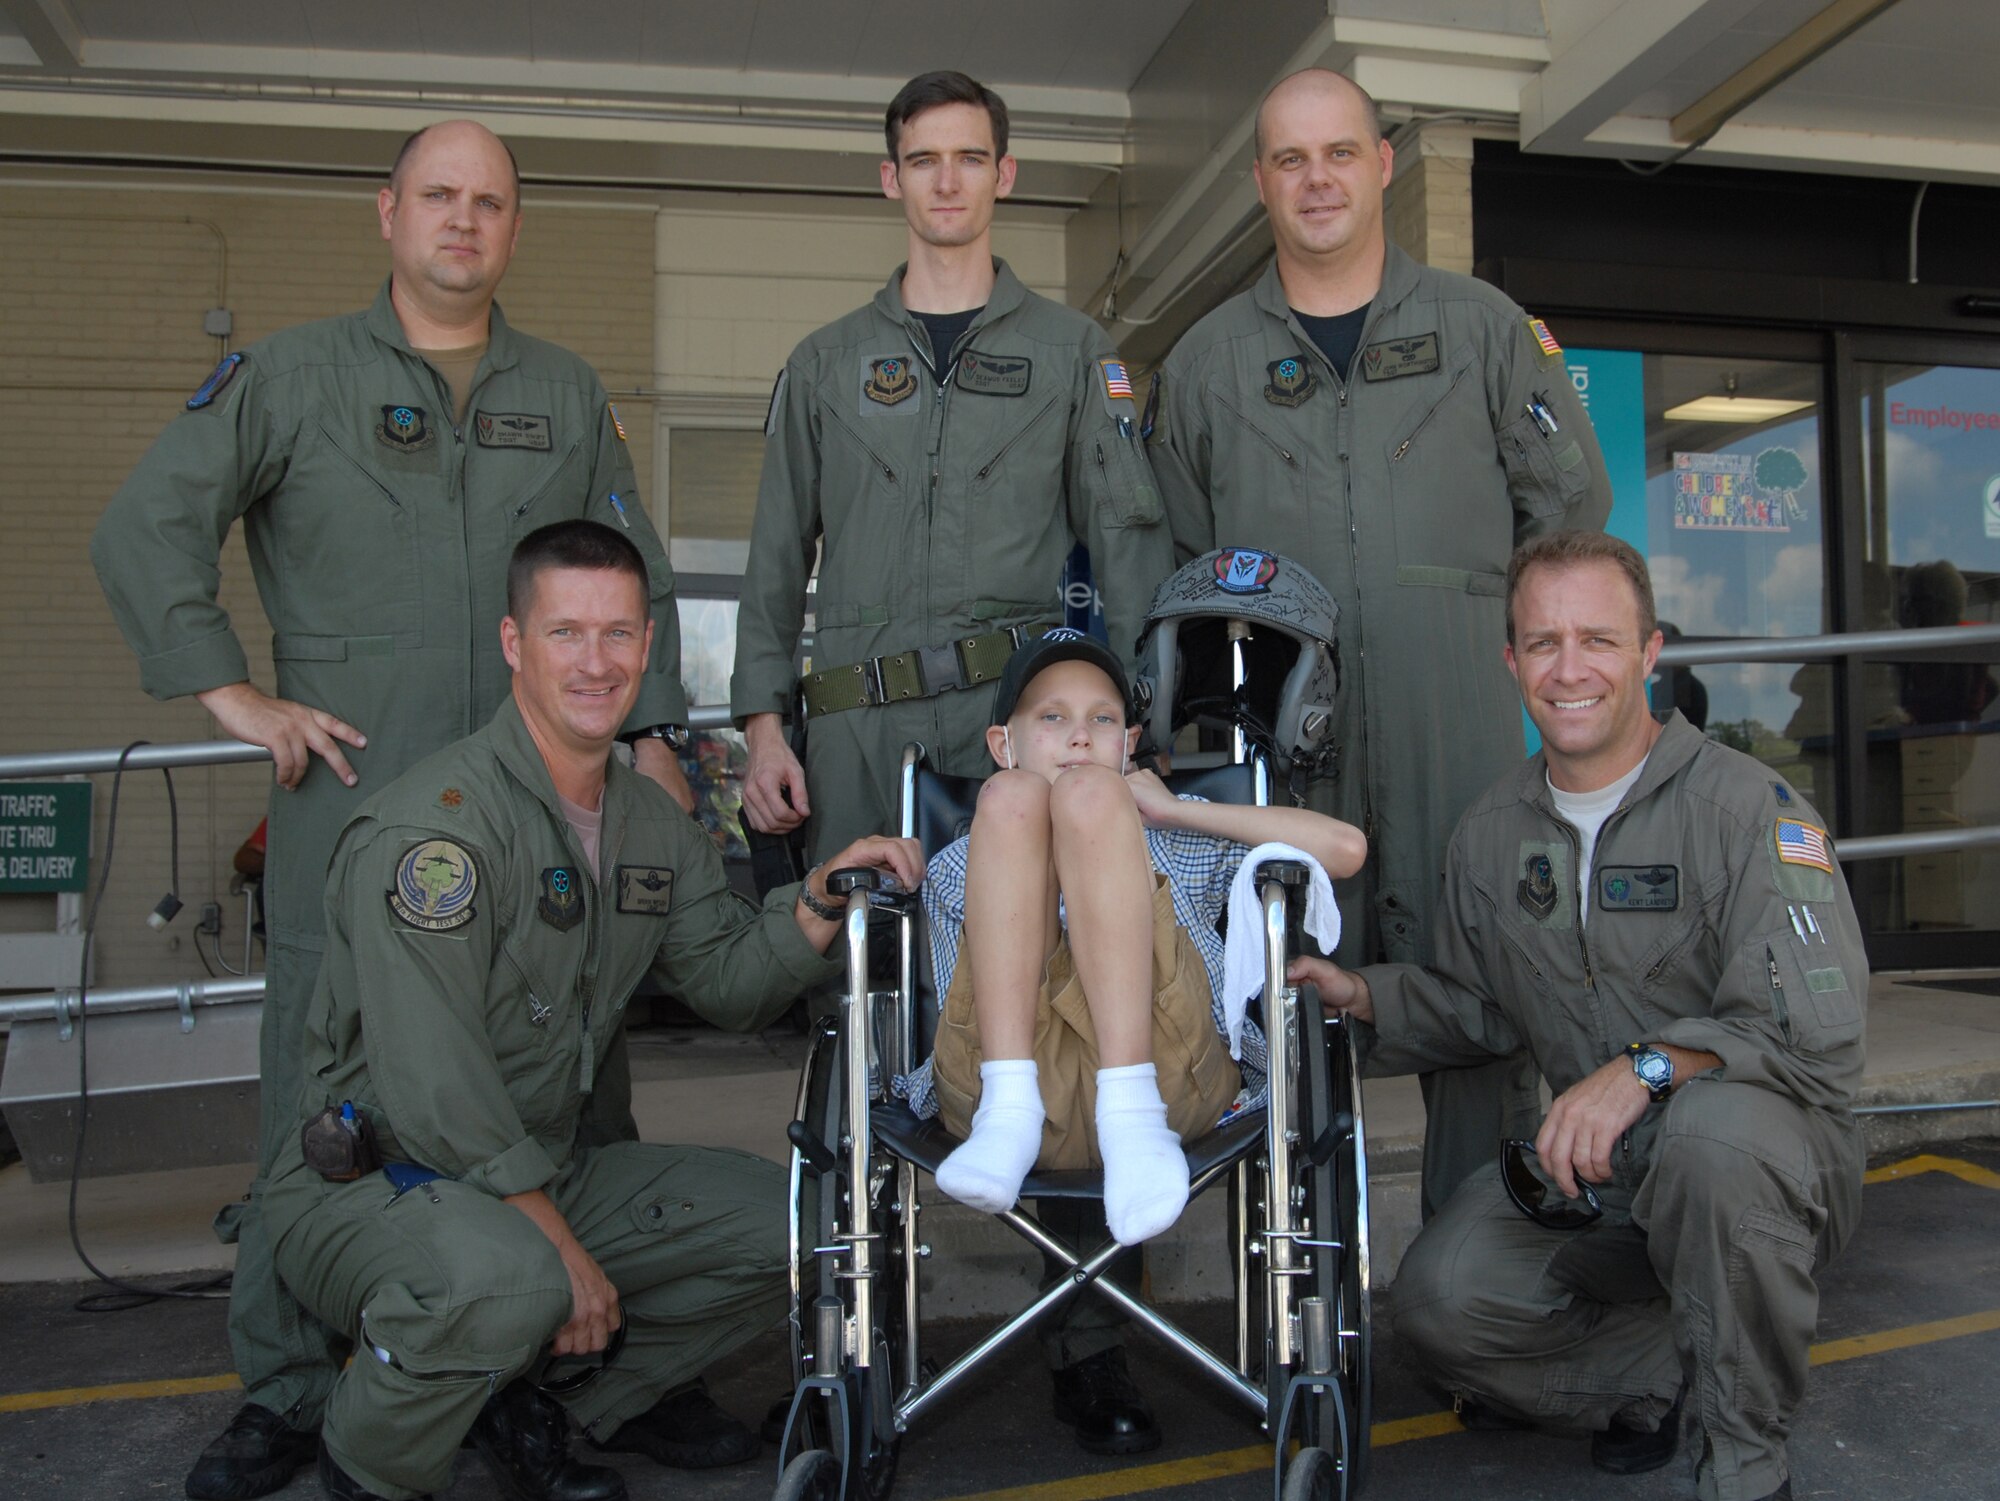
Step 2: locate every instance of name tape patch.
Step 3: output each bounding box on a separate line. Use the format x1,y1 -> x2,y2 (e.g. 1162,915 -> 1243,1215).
1598,864 -> 1680,912
474,411 -> 552,450
617,864 -> 674,916
1360,332 -> 1440,382
957,349 -> 1032,398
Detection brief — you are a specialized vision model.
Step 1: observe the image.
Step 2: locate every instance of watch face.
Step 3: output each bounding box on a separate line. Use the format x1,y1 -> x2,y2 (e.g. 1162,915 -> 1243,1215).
1635,1050 -> 1672,1091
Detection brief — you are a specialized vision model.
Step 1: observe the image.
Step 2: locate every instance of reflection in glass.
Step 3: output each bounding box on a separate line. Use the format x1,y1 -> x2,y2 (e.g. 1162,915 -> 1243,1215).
676,596 -> 749,861
1638,355 -> 1825,772
1859,363 -> 2000,930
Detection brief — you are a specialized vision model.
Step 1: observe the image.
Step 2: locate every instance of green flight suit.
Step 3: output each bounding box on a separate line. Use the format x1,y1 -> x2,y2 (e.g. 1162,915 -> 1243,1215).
1153,249 -> 1613,1214
89,279 -> 686,1425
731,259 -> 1173,864
1360,713 -> 1866,1501
265,699 -> 836,1500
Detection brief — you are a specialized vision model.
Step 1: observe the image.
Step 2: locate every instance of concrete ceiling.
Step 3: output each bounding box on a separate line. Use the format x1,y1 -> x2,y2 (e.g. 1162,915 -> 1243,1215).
0,0 -> 1993,209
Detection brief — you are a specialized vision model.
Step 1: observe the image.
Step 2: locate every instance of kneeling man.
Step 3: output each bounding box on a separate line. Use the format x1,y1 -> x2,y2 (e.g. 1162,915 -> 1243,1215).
1297,531 -> 1864,1501
265,520 -> 920,1501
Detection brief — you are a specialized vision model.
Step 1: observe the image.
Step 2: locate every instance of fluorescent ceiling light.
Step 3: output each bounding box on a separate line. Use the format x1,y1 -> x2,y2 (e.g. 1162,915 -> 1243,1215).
1661,396 -> 1814,424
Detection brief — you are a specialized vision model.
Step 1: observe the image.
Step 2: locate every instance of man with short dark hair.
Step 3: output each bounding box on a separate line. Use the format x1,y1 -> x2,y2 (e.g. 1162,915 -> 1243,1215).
1152,67 -> 1615,1220
1296,531 -> 1865,1501
731,70 -> 1175,1454
91,120 -> 694,1500
265,520 -> 921,1501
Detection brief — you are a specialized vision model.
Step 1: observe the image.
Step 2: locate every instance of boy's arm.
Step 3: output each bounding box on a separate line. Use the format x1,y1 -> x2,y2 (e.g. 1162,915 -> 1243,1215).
1125,772 -> 1365,880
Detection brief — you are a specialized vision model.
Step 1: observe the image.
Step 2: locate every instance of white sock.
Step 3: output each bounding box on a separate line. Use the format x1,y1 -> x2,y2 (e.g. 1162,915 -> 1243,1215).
1095,1062 -> 1189,1245
935,1059 -> 1044,1214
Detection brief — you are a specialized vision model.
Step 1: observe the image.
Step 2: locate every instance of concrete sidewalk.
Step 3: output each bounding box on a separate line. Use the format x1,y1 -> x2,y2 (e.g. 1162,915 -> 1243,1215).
0,970 -> 1993,1302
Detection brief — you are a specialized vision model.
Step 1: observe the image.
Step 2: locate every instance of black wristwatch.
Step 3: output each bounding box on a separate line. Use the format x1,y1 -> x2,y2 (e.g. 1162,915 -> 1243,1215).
1626,1043 -> 1673,1103
622,724 -> 690,751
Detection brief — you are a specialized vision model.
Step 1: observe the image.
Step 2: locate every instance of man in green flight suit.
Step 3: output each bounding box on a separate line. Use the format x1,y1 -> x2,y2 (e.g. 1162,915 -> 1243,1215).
1152,69 -> 1614,1219
266,520 -> 922,1501
730,70 -> 1176,1455
90,121 -> 694,1500
1297,532 -> 1862,1501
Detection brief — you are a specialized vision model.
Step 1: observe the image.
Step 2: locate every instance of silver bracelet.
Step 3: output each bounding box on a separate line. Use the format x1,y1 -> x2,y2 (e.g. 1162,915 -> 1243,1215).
798,863 -> 844,922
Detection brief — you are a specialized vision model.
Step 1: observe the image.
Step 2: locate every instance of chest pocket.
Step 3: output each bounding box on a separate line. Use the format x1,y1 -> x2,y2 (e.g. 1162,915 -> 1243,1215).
271,423 -> 421,640
1206,387 -> 1307,543
501,438 -> 586,536
1383,350 -> 1515,575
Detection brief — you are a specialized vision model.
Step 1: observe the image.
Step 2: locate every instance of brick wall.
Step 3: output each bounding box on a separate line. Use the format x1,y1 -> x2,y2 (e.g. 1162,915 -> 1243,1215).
0,176 -> 655,988
1386,124 -> 1478,277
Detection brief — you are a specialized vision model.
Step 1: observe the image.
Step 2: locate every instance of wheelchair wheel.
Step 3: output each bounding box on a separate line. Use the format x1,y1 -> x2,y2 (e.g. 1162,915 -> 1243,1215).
786,1016 -> 905,1500
1280,1445 -> 1340,1501
774,1449 -> 842,1501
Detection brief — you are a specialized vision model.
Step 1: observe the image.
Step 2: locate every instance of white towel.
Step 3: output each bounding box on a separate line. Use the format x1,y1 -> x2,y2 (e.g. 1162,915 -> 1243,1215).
1221,843 -> 1341,1059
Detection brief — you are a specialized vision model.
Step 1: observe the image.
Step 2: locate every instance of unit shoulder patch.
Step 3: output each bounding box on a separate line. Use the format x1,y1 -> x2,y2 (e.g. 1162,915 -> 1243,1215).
957,349 -> 1032,397
617,864 -> 674,916
387,839 -> 478,931
187,352 -> 244,410
1359,332 -> 1440,382
473,411 -> 552,450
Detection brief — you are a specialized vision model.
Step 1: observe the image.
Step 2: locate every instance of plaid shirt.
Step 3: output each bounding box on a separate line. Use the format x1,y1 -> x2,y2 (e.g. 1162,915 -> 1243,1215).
897,795 -> 1270,1119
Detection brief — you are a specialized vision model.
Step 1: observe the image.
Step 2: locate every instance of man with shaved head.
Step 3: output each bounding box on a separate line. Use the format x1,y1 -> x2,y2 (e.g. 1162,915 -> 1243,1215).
1152,69 -> 1614,1220
93,118 -> 693,1499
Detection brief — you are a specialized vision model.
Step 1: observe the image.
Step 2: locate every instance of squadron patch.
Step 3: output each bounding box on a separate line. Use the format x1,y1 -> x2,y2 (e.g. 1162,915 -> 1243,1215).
537,866 -> 585,932
1598,864 -> 1679,913
473,411 -> 552,450
186,352 -> 244,410
376,404 -> 434,451
1360,332 -> 1441,382
1214,549 -> 1278,594
387,839 -> 478,931
617,864 -> 674,916
863,355 -> 919,408
1264,355 -> 1317,408
1515,840 -> 1571,927
957,350 -> 1032,397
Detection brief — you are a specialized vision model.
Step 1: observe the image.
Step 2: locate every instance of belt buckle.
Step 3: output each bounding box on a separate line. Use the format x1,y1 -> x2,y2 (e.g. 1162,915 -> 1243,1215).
920,641 -> 963,696
863,656 -> 888,708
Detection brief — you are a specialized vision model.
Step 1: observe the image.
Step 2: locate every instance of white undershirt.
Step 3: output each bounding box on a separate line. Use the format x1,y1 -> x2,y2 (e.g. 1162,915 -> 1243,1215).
1548,757 -> 1648,920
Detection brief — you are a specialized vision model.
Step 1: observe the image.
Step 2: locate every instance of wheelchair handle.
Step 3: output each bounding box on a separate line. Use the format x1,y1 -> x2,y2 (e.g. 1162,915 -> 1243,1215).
787,1119 -> 839,1177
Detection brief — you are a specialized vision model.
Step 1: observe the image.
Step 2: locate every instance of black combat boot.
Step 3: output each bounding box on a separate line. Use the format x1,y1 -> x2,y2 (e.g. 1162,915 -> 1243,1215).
184,1402 -> 318,1500
471,1380 -> 627,1501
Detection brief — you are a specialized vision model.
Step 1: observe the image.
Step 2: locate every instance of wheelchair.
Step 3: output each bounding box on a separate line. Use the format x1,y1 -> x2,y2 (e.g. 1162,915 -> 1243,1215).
769,731 -> 1374,1501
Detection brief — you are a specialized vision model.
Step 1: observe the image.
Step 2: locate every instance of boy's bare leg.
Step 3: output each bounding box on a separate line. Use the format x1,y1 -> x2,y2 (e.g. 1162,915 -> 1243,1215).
1050,766 -> 1190,1245
936,771 -> 1060,1214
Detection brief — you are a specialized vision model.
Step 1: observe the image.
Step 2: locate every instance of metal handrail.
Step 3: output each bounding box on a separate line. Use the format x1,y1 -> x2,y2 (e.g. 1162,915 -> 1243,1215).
1655,622 -> 2000,667
0,974 -> 263,1026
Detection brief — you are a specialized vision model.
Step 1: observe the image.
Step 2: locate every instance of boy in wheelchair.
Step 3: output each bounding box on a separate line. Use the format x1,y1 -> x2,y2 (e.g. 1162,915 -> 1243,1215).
896,627 -> 1365,1246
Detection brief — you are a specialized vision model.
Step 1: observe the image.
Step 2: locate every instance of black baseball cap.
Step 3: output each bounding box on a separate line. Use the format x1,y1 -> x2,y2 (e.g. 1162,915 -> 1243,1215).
988,628 -> 1131,727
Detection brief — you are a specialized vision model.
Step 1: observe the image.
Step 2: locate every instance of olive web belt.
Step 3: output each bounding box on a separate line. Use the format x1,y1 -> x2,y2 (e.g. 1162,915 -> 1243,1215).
800,624 -> 1050,719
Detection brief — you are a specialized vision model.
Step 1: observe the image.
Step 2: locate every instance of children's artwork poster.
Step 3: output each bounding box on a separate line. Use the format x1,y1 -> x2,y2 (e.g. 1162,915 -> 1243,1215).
1671,450 -> 1798,532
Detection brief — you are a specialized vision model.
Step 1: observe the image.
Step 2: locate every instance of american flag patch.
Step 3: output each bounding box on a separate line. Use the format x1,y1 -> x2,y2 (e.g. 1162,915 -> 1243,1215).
1100,359 -> 1134,400
1528,317 -> 1561,358
609,403 -> 628,442
1775,818 -> 1833,873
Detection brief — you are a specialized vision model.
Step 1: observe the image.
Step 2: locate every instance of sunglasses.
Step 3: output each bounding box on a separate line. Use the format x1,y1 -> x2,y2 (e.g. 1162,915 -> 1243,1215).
1501,1139 -> 1603,1230
536,1312 -> 628,1396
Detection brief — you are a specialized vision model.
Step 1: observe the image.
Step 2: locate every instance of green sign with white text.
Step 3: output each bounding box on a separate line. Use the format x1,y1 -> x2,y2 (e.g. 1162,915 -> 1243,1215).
0,783 -> 91,892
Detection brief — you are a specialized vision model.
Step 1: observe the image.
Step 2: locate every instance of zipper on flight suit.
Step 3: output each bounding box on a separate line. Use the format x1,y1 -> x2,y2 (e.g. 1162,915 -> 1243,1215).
1389,364 -> 1472,463
1766,947 -> 1793,1044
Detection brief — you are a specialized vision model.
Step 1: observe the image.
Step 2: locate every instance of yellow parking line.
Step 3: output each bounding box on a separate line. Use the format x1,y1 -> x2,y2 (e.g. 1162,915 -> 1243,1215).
938,1308 -> 2000,1501
0,1371 -> 240,1414
1810,1306 -> 2000,1366
1863,1153 -> 2000,1191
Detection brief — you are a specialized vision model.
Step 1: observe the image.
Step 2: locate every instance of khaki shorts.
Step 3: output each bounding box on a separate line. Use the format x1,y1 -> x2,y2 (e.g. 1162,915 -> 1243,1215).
932,874 -> 1241,1171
